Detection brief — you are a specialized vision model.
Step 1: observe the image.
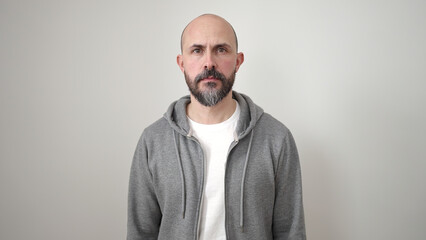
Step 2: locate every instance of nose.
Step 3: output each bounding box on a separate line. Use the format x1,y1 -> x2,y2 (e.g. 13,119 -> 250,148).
204,51 -> 216,70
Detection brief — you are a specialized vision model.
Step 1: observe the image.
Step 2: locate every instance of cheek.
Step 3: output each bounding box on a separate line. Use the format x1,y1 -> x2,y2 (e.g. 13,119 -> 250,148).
219,59 -> 237,72
184,56 -> 237,76
184,60 -> 203,75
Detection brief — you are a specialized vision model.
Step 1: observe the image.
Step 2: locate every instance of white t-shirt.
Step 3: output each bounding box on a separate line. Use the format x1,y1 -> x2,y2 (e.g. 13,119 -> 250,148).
187,101 -> 240,240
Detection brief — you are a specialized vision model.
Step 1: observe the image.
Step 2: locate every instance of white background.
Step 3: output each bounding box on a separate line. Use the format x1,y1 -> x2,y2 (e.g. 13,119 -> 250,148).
1,0 -> 425,239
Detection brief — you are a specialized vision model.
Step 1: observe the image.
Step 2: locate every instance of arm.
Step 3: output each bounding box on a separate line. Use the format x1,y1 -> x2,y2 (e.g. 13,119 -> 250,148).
127,133 -> 162,240
273,130 -> 306,240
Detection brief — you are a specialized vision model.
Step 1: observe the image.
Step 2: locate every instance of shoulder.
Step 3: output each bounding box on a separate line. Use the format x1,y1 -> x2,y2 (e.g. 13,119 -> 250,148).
256,112 -> 292,138
144,117 -> 170,136
137,117 -> 173,147
253,112 -> 298,154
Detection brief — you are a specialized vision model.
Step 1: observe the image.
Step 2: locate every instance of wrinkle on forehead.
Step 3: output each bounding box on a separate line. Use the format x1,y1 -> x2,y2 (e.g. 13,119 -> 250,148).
180,14 -> 238,52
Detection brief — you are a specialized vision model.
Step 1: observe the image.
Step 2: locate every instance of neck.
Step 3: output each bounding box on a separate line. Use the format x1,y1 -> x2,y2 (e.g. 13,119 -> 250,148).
186,92 -> 236,124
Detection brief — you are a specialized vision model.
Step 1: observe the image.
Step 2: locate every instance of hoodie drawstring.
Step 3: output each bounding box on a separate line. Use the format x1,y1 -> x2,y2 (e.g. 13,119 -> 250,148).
173,128 -> 255,227
173,130 -> 186,219
240,129 -> 254,231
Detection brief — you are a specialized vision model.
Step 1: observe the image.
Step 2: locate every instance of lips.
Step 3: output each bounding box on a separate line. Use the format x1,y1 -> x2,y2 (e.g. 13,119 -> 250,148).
198,76 -> 220,83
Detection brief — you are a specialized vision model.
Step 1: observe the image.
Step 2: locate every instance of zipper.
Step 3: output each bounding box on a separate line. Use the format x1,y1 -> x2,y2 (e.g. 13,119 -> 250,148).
190,136 -> 240,240
187,136 -> 205,240
224,139 -> 239,240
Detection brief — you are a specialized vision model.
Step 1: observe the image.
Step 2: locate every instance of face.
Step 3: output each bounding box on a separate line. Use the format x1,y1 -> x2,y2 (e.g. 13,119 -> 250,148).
177,15 -> 244,106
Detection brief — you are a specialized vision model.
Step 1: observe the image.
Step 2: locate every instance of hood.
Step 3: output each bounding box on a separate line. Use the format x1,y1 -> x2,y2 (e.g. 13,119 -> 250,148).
163,91 -> 264,140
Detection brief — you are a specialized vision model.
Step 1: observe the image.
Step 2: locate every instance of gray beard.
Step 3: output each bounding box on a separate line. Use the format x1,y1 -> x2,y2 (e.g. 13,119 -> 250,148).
184,69 -> 235,107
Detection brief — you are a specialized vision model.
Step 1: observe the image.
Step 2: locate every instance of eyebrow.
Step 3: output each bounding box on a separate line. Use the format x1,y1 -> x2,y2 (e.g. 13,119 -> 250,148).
215,43 -> 232,49
190,44 -> 205,49
188,43 -> 233,50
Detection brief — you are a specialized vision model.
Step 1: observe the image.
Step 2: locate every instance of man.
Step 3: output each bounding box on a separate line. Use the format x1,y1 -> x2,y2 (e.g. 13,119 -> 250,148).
128,14 -> 306,240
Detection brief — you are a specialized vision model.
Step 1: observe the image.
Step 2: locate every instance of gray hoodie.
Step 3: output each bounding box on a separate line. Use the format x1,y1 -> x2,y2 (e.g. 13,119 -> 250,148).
127,91 -> 306,240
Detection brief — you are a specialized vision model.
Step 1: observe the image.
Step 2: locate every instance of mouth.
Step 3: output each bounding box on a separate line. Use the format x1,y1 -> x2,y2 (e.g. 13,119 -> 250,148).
200,76 -> 220,82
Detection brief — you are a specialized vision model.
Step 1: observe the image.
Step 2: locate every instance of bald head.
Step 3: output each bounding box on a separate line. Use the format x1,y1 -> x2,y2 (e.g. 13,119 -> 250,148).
180,14 -> 238,53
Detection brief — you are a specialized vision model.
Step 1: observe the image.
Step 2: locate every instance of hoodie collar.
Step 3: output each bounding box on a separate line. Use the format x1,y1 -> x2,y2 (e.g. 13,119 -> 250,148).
164,91 -> 264,140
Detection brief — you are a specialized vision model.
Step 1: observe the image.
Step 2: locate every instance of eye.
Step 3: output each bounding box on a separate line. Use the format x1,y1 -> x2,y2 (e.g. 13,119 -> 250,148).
217,47 -> 227,53
192,48 -> 202,54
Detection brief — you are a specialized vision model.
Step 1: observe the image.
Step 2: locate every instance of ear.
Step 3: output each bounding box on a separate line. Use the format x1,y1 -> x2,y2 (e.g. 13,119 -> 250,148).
235,52 -> 244,73
177,54 -> 184,73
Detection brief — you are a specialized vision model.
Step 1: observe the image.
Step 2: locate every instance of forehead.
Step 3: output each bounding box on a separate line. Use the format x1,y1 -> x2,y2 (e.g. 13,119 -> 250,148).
182,16 -> 236,50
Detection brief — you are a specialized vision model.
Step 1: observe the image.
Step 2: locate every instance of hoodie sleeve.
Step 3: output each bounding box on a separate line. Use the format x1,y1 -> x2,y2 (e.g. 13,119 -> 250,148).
127,133 -> 161,240
273,130 -> 306,240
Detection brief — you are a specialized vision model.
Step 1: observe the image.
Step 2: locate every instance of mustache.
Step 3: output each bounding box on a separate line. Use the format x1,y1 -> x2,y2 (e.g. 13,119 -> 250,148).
195,68 -> 226,83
